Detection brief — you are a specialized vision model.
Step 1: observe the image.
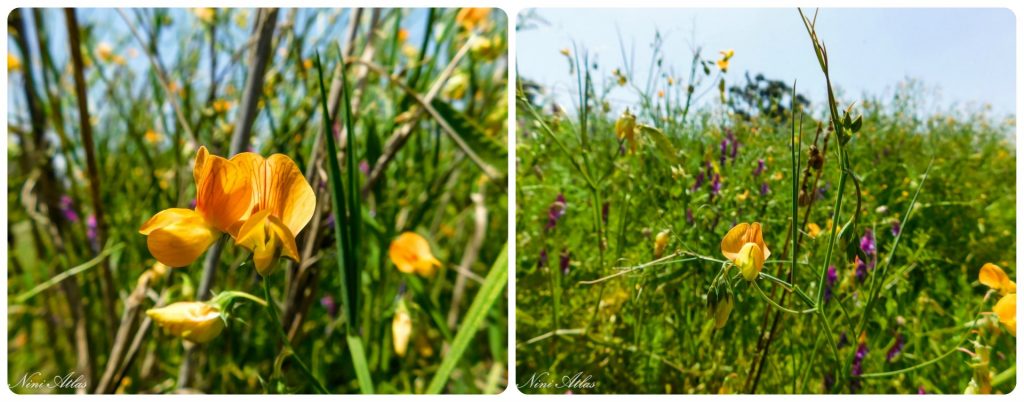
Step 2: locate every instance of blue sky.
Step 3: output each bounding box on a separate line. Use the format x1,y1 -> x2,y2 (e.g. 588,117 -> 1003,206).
517,8 -> 1016,117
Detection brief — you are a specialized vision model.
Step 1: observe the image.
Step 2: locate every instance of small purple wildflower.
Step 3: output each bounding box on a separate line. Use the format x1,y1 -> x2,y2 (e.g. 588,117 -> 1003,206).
719,139 -> 728,167
710,174 -> 721,198
538,248 -> 549,269
860,229 -> 876,257
359,160 -> 370,176
692,171 -> 706,191
837,332 -> 849,349
320,295 -> 338,318
545,193 -> 567,231
824,265 -> 838,303
850,341 -> 869,393
855,256 -> 868,283
917,386 -> 926,394
60,195 -> 80,223
86,214 -> 99,251
760,182 -> 770,196
753,159 -> 765,177
730,137 -> 739,163
891,221 -> 901,237
559,249 -> 571,275
886,333 -> 905,363
325,213 -> 336,228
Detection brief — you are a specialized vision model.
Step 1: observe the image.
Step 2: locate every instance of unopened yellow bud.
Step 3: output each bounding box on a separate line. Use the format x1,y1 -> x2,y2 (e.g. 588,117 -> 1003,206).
392,301 -> 412,357
147,302 -> 224,343
654,230 -> 670,258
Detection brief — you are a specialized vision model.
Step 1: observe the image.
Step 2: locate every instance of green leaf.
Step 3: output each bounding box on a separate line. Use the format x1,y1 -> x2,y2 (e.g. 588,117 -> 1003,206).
638,124 -> 681,165
426,244 -> 508,394
431,98 -> 507,167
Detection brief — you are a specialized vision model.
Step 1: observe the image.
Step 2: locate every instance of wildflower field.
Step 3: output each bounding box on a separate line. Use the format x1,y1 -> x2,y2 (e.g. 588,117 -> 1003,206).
7,8 -> 508,394
515,10 -> 1016,394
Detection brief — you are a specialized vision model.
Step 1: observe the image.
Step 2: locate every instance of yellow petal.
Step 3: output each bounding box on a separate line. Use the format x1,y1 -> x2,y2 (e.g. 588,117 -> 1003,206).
980,263 -> 1015,295
231,152 -> 316,237
194,146 -> 253,233
721,223 -> 750,261
147,301 -> 225,343
993,293 -> 1016,336
392,305 -> 412,357
389,232 -> 441,277
235,210 -> 301,276
139,208 -> 219,268
736,242 -> 765,281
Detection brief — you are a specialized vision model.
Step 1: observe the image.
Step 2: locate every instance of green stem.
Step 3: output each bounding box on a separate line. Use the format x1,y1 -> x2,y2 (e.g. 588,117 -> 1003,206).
263,278 -> 329,394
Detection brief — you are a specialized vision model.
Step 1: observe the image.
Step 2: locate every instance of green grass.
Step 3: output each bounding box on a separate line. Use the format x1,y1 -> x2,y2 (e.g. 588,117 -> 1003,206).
515,11 -> 1015,394
7,7 -> 508,394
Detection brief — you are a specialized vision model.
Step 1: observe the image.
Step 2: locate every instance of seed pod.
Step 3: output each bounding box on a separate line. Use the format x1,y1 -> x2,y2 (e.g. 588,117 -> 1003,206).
808,145 -> 824,170
714,292 -> 734,329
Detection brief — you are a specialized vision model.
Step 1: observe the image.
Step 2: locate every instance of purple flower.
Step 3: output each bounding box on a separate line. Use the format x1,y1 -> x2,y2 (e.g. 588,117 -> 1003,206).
917,386 -> 926,394
359,160 -> 370,176
559,249 -> 571,275
855,256 -> 868,283
538,248 -> 549,269
860,229 -> 876,257
730,138 -> 739,163
719,139 -> 728,167
850,341 -> 869,392
60,195 -> 80,223
886,333 -> 904,363
325,213 -> 336,228
86,214 -> 99,251
710,174 -> 721,198
824,265 -> 838,303
692,172 -> 705,191
891,221 -> 901,237
685,208 -> 694,225
753,159 -> 765,177
760,182 -> 770,196
320,295 -> 338,318
545,193 -> 567,231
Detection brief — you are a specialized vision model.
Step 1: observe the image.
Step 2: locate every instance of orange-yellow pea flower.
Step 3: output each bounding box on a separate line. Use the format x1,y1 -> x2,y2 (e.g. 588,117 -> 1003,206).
615,109 -> 637,153
979,263 -> 1016,295
147,301 -> 225,343
139,146 -> 252,267
455,8 -> 490,31
721,222 -> 771,281
389,232 -> 441,277
231,152 -> 316,276
993,293 -> 1016,336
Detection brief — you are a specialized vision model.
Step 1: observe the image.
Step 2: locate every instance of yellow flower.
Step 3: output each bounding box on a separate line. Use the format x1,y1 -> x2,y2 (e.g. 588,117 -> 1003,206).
654,230 -> 670,258
144,129 -> 163,144
980,263 -> 1016,295
443,73 -> 469,99
140,146 -> 252,267
96,42 -> 115,63
615,109 -> 637,153
721,222 -> 771,281
389,232 -> 441,277
397,28 -> 409,44
8,53 -> 21,72
993,293 -> 1016,336
147,302 -> 224,343
806,222 -> 822,238
559,48 -> 570,57
455,8 -> 490,31
392,300 -> 412,357
735,190 -> 750,202
193,8 -> 215,24
716,49 -> 734,72
231,152 -> 316,276
213,99 -> 231,114
657,90 -> 665,98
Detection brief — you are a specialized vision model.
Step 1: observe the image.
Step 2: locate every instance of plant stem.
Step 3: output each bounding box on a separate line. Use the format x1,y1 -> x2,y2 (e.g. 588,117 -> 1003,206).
263,278 -> 329,394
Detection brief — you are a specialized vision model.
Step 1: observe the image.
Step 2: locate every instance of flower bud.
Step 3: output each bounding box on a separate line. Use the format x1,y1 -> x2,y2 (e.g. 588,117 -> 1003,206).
392,300 -> 413,357
147,302 -> 225,344
654,230 -> 670,258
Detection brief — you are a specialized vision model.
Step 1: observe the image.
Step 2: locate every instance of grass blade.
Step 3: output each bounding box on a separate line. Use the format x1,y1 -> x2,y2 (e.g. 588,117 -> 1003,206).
426,243 -> 507,394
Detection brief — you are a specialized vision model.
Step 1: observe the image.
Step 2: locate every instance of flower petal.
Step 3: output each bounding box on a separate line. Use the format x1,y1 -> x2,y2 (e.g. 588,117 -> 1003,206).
980,263 -> 1011,293
993,293 -> 1016,336
721,223 -> 750,261
235,210 -> 300,276
140,208 -> 219,267
389,232 -> 441,277
147,301 -> 225,343
231,152 -> 316,237
194,146 -> 253,233
749,222 -> 771,260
